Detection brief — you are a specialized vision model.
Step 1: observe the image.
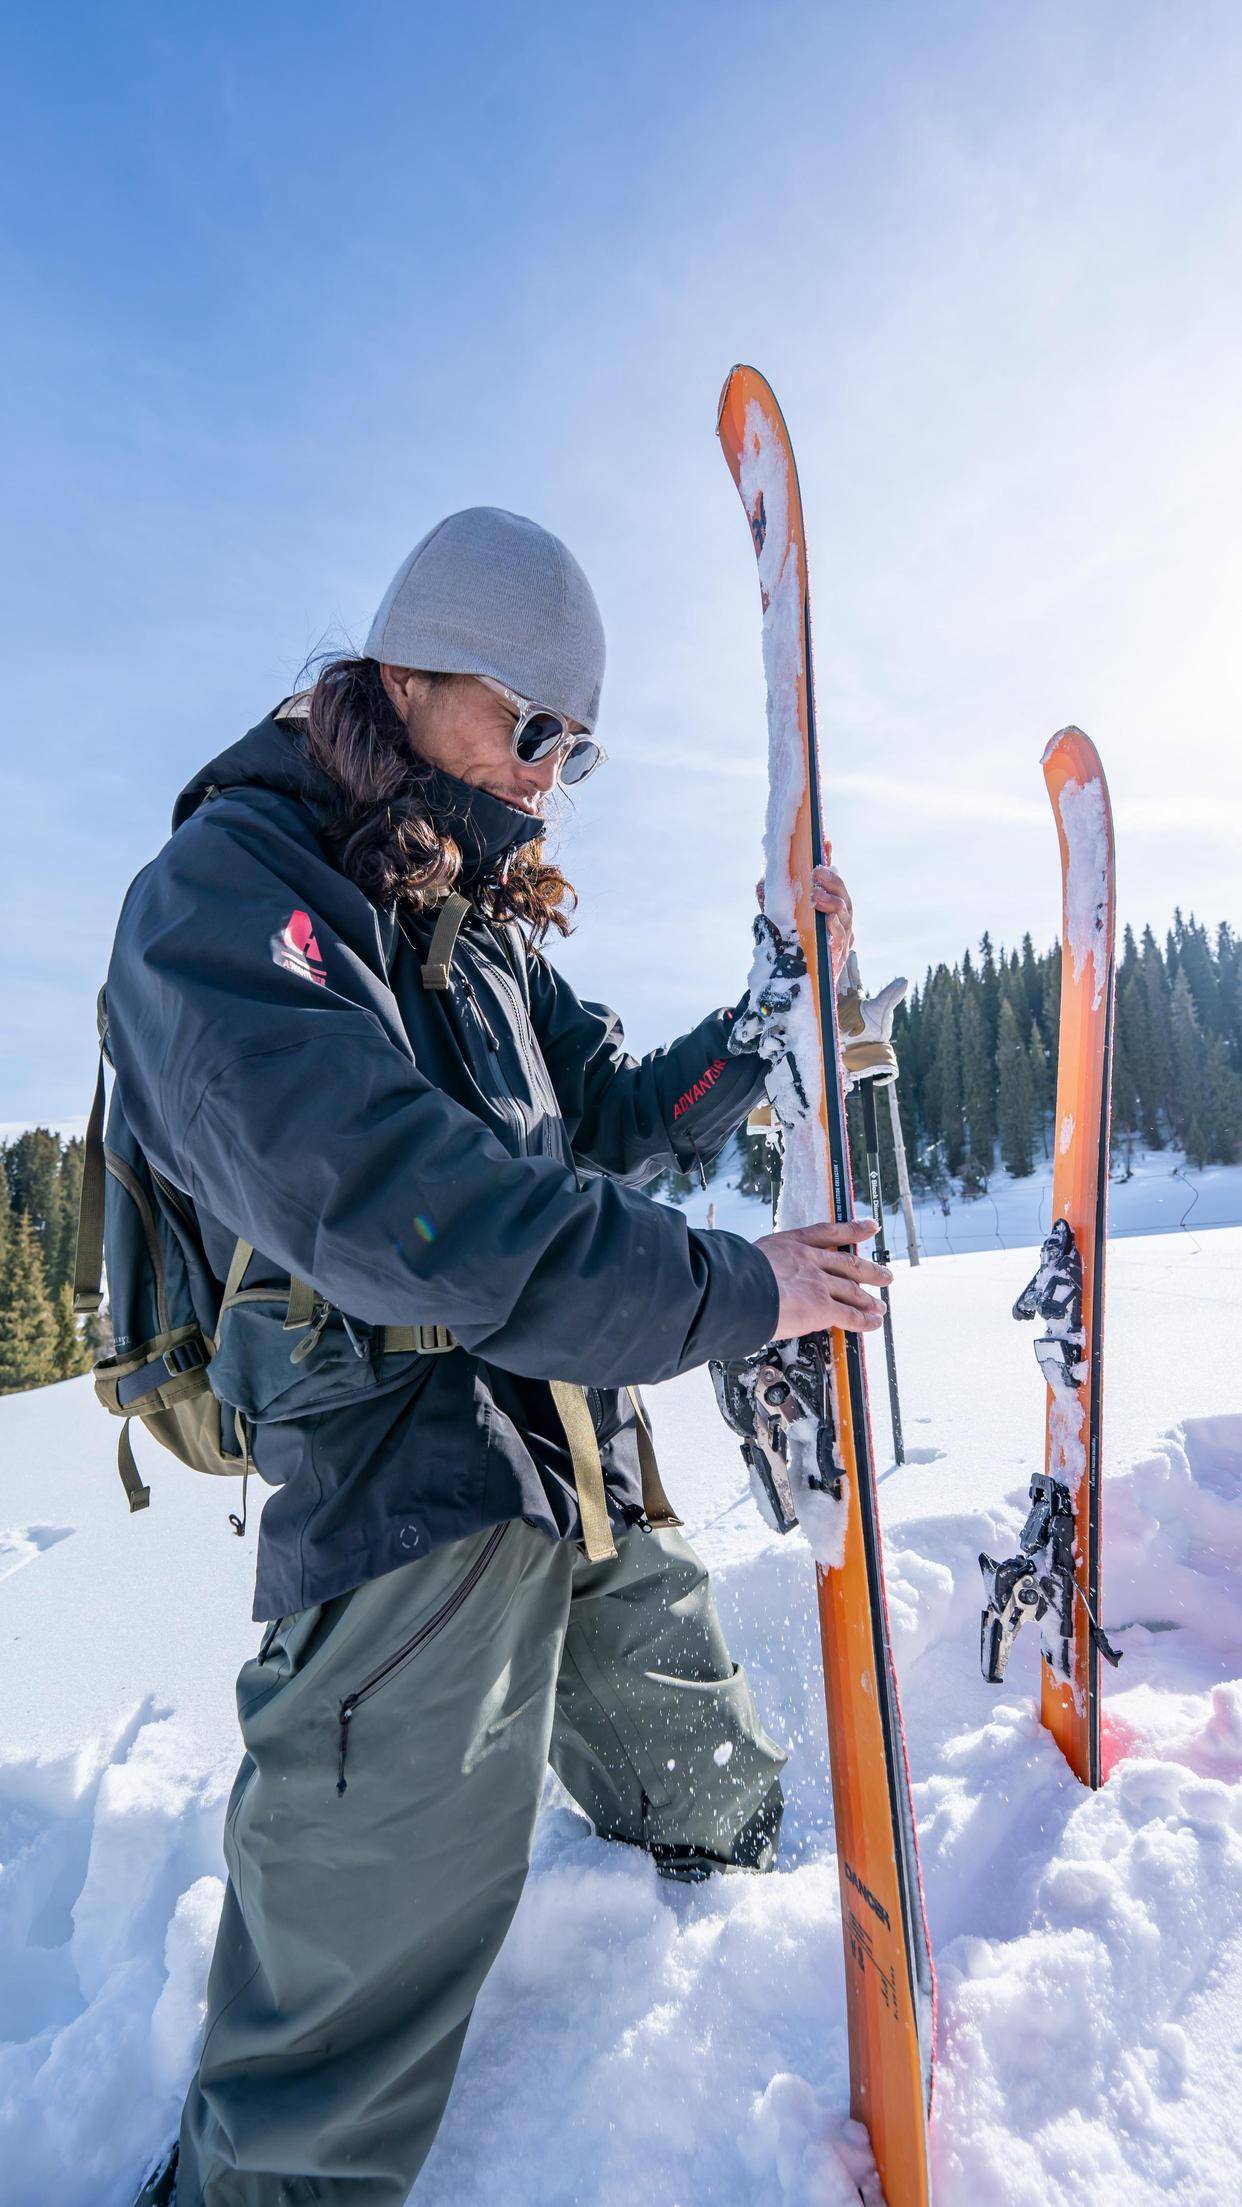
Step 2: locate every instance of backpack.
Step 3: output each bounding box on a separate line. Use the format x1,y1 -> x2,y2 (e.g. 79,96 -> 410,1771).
73,895 -> 678,1555
72,988 -> 450,1532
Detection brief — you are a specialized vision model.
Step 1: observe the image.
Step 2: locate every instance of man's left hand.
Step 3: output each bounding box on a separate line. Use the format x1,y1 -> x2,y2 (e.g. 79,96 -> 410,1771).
756,841 -> 855,982
807,843 -> 853,980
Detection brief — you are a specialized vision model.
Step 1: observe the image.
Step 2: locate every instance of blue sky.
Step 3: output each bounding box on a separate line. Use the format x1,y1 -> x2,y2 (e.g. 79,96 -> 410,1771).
4,0 -> 1242,1121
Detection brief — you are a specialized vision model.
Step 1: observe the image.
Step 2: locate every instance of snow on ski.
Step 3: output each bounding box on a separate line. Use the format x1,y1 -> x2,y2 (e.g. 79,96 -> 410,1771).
715,364 -> 935,2207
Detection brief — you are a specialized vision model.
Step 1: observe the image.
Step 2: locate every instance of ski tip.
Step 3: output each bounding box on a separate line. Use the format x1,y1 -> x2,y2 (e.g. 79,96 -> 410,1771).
716,362 -> 754,430
1040,724 -> 1090,767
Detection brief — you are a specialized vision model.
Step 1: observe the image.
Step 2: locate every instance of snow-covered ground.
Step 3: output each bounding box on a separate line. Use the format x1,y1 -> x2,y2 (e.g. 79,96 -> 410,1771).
1,1225 -> 1240,2205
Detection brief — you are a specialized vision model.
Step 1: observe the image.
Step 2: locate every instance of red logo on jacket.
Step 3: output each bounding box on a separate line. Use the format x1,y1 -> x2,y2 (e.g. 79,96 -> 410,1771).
271,909 -> 327,987
673,1057 -> 727,1120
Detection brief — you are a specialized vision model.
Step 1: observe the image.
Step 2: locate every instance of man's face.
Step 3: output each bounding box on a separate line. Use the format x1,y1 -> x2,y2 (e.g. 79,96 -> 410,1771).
380,664 -> 587,818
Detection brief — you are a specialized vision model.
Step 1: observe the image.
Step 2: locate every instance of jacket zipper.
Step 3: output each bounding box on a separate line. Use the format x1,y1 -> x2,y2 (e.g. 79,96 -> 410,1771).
457,972 -> 500,1050
335,1523 -> 508,1794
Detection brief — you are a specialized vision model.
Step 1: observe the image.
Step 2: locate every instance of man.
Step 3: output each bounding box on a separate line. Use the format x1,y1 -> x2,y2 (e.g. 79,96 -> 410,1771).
120,508 -> 887,2204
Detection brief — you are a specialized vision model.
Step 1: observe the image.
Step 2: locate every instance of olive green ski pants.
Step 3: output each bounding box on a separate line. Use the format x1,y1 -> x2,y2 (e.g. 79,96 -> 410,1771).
176,1521 -> 787,2205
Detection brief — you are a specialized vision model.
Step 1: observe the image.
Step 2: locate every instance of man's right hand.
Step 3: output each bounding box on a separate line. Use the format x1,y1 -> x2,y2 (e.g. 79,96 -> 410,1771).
754,1219 -> 889,1340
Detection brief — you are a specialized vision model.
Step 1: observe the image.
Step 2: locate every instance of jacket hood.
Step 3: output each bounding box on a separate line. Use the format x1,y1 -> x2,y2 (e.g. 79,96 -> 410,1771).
172,710 -> 337,833
172,708 -> 544,883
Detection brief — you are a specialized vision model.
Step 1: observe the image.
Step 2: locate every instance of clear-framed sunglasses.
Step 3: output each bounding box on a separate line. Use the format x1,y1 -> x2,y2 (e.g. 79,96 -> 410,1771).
475,675 -> 606,787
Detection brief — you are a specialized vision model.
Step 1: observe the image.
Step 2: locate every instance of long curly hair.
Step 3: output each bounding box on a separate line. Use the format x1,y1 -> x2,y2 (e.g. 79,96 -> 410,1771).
296,656 -> 576,940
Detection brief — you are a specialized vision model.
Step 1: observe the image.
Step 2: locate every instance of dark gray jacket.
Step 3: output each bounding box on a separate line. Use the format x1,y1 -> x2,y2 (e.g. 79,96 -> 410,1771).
105,713 -> 778,1618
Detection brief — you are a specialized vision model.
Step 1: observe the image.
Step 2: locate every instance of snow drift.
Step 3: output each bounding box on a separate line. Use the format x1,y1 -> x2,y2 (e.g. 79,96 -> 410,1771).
0,1227 -> 1239,2205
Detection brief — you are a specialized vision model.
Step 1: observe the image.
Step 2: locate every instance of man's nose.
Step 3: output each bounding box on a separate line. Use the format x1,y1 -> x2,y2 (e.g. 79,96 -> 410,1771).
522,749 -> 562,795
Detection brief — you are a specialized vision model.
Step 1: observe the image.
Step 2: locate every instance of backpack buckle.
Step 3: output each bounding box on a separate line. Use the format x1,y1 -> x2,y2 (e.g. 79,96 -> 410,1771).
161,1337 -> 208,1380
416,1324 -> 454,1354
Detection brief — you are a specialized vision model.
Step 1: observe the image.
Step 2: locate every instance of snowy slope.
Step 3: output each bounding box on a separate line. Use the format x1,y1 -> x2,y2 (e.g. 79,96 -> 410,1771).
1,1229 -> 1240,2206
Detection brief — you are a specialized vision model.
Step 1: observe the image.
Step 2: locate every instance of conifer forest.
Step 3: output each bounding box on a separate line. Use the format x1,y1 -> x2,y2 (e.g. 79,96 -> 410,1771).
666,911 -> 1242,1208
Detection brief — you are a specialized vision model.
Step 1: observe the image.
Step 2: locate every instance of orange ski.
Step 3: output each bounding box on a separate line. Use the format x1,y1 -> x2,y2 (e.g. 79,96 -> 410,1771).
980,730 -> 1119,1788
716,365 -> 934,2206
1040,731 -> 1118,1784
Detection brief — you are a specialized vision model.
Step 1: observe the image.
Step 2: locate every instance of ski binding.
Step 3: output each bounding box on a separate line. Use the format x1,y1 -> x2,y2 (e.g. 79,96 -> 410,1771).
1012,1218 -> 1087,1392
979,1471 -> 1122,1684
710,1336 -> 842,1534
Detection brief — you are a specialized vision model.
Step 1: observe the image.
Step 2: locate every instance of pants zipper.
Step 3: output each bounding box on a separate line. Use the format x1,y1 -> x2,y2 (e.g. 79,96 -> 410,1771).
335,1524 -> 508,1795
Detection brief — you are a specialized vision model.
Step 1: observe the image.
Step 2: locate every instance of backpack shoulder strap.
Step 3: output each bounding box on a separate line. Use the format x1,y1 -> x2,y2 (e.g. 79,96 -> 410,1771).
421,893 -> 472,990
73,1047 -> 108,1316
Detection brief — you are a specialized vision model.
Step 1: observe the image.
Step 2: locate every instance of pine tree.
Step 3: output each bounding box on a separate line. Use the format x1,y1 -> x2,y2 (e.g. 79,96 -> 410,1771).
1117,967 -> 1156,1147
1109,1007 -> 1140,1173
1175,913 -> 1220,1036
1020,933 -> 1042,1034
996,999 -> 1035,1176
1169,970 -> 1209,1165
4,1129 -> 62,1247
53,1282 -> 92,1381
930,986 -> 965,1172
893,986 -> 920,1152
0,1214 -> 59,1393
47,1138 -> 85,1298
1202,1037 -> 1242,1163
916,969 -> 945,1147
1139,926 -> 1174,1137
1217,922 -> 1242,1068
959,984 -> 993,1179
1026,1019 -> 1050,1154
1117,922 -> 1141,997
1041,941 -> 1062,1050
979,933 -> 1000,1063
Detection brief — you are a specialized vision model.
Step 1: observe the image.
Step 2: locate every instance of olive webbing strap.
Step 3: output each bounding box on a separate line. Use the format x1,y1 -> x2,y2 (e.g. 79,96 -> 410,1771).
421,893 -> 472,991
282,1275 -> 318,1332
217,1238 -> 317,1339
228,1410 -> 251,1538
116,1420 -> 152,1513
215,1237 -> 256,1345
72,1053 -> 108,1316
548,1380 -> 617,1563
626,1386 -> 682,1529
381,1324 -> 456,1355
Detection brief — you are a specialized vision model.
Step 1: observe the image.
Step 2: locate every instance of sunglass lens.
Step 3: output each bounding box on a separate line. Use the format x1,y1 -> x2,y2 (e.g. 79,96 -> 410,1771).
559,739 -> 602,786
513,711 -> 568,763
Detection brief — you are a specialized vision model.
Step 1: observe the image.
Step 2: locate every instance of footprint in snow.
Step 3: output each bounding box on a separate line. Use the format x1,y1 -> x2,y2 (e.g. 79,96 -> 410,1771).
0,1526 -> 73,1584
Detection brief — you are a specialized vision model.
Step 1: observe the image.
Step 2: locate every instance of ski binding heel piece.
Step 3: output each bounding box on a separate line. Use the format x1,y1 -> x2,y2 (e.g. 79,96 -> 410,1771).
710,1351 -> 800,1532
978,1550 -> 1046,1682
1013,1218 -> 1086,1391
710,1335 -> 843,1536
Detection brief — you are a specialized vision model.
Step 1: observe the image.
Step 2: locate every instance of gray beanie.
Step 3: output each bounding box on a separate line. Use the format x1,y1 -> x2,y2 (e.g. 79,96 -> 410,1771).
363,506 -> 606,731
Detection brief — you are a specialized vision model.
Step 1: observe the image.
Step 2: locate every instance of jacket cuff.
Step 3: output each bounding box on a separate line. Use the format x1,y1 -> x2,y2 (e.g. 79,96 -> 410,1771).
683,1228 -> 780,1366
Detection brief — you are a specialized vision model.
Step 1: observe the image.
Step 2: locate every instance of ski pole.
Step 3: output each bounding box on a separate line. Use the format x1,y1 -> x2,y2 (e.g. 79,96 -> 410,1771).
860,1076 -> 904,1463
884,1076 -> 921,1266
